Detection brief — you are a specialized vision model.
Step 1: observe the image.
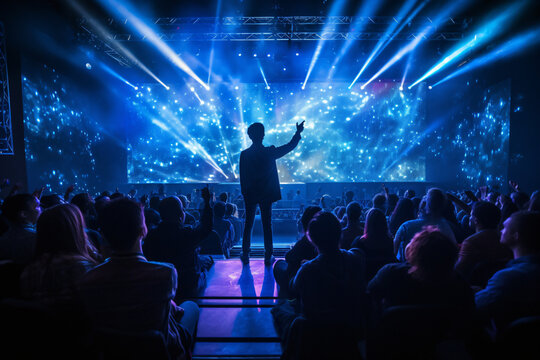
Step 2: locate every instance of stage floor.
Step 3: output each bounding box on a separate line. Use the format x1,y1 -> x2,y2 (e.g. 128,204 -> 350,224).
193,259 -> 283,359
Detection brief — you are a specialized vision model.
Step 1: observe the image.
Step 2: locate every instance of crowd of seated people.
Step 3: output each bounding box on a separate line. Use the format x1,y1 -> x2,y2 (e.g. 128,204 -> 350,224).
271,181 -> 540,359
0,183 -> 241,359
1,179 -> 540,359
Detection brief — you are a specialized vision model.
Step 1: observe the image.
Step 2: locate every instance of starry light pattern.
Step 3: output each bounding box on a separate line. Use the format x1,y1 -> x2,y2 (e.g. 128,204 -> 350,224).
23,64 -> 103,194
428,79 -> 510,188
127,82 -> 428,183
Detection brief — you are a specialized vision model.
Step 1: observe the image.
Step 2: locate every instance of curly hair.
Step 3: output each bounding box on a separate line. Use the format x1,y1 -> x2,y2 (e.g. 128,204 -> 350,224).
405,226 -> 458,280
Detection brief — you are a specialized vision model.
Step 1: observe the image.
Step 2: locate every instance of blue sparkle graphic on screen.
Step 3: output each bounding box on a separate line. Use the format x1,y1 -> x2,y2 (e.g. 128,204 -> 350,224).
126,82 -> 427,183
23,64 -> 103,194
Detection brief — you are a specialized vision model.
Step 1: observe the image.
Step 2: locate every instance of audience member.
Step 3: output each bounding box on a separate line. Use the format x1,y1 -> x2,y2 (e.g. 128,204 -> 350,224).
372,193 -> 386,213
273,205 -> 322,297
224,202 -> 242,245
0,194 -> 41,265
394,188 -> 456,261
455,201 -> 512,284
212,201 -> 234,256
351,208 -> 396,281
143,188 -> 213,299
178,194 -> 197,226
340,201 -> 363,250
388,198 -> 415,236
475,211 -> 540,331
369,227 -> 474,313
272,212 -> 366,342
78,198 -> 199,359
20,204 -> 99,305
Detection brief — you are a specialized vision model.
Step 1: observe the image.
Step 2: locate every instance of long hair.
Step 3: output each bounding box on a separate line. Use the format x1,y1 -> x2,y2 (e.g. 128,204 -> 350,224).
363,208 -> 392,248
389,198 -> 415,235
35,204 -> 97,262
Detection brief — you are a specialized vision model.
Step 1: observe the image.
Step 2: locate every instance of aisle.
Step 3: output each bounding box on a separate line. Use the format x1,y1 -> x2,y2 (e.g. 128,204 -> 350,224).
192,259 -> 283,360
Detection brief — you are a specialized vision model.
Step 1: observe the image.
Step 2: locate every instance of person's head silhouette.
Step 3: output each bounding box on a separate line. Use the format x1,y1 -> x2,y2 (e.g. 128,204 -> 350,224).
247,122 -> 265,144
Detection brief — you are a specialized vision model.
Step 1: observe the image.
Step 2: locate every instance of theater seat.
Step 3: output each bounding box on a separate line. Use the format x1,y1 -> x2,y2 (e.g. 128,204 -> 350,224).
93,328 -> 170,360
367,304 -> 475,360
496,316 -> 540,360
282,316 -> 363,360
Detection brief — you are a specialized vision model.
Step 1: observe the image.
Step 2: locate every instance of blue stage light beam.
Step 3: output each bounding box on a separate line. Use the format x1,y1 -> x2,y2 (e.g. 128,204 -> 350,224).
409,0 -> 528,89
302,0 -> 348,90
360,0 -> 471,90
328,0 -> 385,79
207,0 -> 223,85
98,61 -> 137,89
257,60 -> 270,89
101,0 -> 210,90
433,27 -> 540,88
400,52 -> 414,90
348,0 -> 420,89
68,0 -> 169,90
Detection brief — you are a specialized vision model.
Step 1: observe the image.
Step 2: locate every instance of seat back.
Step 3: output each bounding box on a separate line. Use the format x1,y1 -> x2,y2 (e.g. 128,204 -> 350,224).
93,327 -> 170,360
282,316 -> 363,360
368,304 -> 473,360
497,316 -> 540,359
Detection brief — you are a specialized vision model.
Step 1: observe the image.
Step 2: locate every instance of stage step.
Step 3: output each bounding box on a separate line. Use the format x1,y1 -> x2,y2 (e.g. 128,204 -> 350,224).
193,259 -> 283,359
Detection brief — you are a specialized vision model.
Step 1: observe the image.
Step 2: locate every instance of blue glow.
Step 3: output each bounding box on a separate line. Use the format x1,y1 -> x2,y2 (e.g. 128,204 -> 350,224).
67,0 -> 169,89
302,0 -> 348,89
433,27 -> 540,87
361,0 -> 471,89
127,82 -> 428,183
410,0 -> 528,88
349,0 -> 424,88
99,0 -> 210,90
328,0 -> 385,79
257,61 -> 270,90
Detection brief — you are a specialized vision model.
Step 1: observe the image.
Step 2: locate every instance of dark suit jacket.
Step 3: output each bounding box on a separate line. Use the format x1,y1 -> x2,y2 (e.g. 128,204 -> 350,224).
239,132 -> 301,204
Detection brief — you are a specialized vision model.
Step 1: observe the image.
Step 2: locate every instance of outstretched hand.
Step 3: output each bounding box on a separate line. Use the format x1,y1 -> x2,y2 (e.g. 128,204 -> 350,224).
296,121 -> 305,134
509,180 -> 519,192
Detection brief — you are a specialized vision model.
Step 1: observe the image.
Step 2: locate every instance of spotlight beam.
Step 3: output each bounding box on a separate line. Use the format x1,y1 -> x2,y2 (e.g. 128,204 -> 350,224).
328,0 -> 385,79
360,0 -> 471,90
433,27 -> 540,87
101,0 -> 210,90
257,60 -> 270,89
67,0 -> 169,90
98,61 -> 137,89
207,0 -> 223,85
348,0 -> 420,88
302,0 -> 347,90
409,0 -> 528,89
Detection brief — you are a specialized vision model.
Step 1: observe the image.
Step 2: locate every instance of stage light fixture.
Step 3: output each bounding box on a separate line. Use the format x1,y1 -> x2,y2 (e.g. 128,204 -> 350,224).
85,63 -> 92,70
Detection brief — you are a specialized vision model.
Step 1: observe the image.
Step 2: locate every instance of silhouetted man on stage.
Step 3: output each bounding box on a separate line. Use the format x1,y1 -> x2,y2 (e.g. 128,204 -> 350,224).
239,121 -> 305,266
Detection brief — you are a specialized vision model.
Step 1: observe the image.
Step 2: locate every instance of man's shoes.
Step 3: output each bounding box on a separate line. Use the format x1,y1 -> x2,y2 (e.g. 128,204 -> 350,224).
240,252 -> 249,265
264,255 -> 276,267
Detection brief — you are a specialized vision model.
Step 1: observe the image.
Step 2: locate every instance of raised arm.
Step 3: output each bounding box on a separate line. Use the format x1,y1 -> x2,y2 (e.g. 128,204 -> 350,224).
273,121 -> 305,159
